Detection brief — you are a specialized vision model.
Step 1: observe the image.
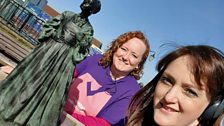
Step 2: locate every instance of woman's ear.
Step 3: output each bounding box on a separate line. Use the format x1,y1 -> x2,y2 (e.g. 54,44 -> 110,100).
213,113 -> 224,126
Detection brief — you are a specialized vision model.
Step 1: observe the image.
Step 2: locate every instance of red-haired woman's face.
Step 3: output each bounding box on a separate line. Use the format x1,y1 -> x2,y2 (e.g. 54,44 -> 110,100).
110,37 -> 146,78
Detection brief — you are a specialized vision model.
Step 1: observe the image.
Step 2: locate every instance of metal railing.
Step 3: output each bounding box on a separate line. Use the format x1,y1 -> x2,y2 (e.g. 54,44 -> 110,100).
0,0 -> 47,45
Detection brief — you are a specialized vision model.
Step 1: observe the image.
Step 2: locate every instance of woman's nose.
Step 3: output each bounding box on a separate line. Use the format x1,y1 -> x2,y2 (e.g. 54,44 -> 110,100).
164,86 -> 179,103
122,52 -> 129,60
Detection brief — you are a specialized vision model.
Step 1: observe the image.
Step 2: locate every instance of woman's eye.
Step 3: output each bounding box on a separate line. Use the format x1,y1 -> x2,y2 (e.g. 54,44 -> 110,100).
120,47 -> 127,51
131,54 -> 138,59
185,88 -> 198,97
160,76 -> 172,86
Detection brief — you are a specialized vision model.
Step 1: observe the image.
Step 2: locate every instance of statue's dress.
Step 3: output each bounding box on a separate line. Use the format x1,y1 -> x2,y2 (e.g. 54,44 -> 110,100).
0,11 -> 93,126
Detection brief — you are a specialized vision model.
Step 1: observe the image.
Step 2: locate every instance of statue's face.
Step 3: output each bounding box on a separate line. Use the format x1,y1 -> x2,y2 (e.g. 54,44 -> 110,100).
80,0 -> 100,14
80,0 -> 93,12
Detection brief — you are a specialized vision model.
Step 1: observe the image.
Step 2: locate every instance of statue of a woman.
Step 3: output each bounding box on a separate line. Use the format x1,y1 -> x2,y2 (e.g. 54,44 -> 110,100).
0,0 -> 101,125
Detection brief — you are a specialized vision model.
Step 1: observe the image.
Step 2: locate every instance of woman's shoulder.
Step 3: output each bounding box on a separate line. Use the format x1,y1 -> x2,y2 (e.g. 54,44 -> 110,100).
120,76 -> 141,92
60,11 -> 78,19
82,54 -> 102,64
62,11 -> 77,16
87,54 -> 102,60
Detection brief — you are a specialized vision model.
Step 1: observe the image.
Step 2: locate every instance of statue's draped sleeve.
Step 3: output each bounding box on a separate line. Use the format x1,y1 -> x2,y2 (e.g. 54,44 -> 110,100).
38,11 -> 64,42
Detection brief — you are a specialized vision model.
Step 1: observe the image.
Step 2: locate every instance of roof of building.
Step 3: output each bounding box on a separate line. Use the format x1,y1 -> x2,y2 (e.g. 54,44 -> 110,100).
43,5 -> 59,17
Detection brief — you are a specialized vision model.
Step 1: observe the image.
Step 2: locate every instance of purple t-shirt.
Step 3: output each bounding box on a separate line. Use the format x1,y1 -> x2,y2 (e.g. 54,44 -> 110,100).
64,54 -> 140,125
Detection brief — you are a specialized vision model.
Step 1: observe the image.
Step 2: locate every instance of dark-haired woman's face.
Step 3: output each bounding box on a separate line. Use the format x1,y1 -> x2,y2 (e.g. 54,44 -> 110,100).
153,55 -> 211,126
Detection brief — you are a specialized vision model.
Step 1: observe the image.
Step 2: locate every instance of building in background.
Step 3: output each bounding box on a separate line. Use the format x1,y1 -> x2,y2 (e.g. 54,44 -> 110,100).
26,0 -> 48,9
43,5 -> 59,17
15,0 -> 48,9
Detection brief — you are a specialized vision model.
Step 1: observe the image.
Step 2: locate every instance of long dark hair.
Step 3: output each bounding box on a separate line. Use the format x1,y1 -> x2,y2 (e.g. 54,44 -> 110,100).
127,45 -> 224,126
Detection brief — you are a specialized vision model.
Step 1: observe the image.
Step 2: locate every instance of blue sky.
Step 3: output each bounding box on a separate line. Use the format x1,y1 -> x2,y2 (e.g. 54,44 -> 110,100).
47,0 -> 224,85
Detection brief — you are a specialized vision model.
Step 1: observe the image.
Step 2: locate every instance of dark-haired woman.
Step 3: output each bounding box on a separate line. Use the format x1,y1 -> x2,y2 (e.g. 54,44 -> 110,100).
127,45 -> 224,126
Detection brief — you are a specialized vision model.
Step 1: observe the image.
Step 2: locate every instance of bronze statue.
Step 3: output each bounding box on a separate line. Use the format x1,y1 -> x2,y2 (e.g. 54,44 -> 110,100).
0,0 -> 101,125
